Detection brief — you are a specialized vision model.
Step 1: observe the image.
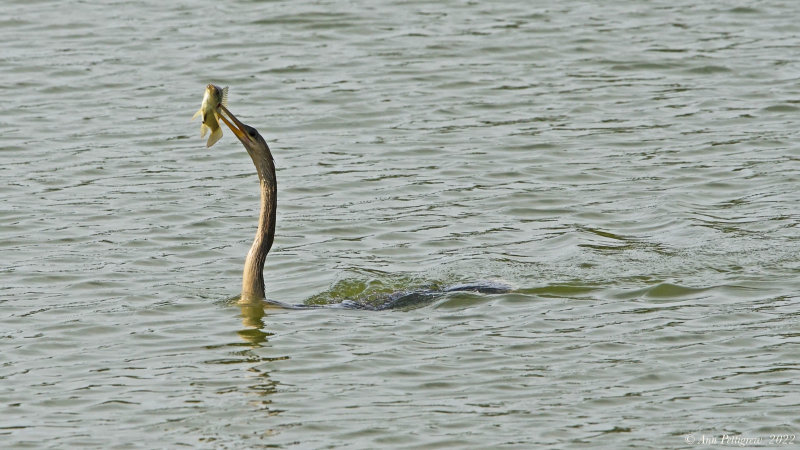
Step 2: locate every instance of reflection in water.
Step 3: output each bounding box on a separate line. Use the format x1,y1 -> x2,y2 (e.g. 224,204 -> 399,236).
239,302 -> 266,330
237,302 -> 270,345
234,301 -> 286,417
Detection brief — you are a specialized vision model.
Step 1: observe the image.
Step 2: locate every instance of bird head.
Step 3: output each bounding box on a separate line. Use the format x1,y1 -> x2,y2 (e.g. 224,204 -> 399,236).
217,104 -> 274,182
218,104 -> 268,151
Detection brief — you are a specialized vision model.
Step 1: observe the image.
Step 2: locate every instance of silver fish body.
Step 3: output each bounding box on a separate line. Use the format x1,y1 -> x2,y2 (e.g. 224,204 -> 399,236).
192,84 -> 228,147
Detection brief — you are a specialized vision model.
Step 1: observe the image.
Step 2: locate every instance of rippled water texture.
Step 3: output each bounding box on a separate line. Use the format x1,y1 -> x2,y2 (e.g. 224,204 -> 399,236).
2,0 -> 799,448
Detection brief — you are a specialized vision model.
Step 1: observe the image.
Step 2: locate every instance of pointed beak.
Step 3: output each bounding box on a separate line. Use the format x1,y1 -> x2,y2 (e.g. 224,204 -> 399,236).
218,104 -> 252,145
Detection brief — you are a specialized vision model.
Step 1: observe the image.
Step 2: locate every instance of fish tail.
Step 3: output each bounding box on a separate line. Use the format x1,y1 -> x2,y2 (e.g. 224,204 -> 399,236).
200,123 -> 209,138
206,126 -> 223,148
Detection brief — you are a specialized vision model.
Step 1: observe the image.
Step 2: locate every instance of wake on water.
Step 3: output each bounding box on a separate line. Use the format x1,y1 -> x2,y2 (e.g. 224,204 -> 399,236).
261,280 -> 514,311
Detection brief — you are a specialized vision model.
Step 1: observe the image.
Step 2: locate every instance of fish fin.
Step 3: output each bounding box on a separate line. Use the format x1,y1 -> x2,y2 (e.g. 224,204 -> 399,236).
206,125 -> 223,148
220,86 -> 228,107
192,109 -> 202,121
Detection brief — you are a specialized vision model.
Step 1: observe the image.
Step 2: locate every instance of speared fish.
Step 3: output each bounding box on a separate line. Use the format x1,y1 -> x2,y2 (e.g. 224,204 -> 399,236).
192,84 -> 228,147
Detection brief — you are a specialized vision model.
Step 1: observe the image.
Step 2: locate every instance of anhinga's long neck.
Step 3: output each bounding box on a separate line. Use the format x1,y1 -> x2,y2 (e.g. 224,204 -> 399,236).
240,151 -> 277,302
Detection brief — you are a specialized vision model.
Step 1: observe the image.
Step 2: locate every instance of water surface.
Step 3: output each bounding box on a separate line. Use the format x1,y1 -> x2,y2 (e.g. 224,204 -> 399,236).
2,0 -> 799,448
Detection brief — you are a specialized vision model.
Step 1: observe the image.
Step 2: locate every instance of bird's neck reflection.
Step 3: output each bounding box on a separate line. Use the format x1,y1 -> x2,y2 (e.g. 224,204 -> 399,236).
239,301 -> 265,327
237,301 -> 270,345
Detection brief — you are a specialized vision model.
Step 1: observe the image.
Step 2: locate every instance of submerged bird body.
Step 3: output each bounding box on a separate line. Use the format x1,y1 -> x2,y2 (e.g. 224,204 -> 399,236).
192,84 -> 228,147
